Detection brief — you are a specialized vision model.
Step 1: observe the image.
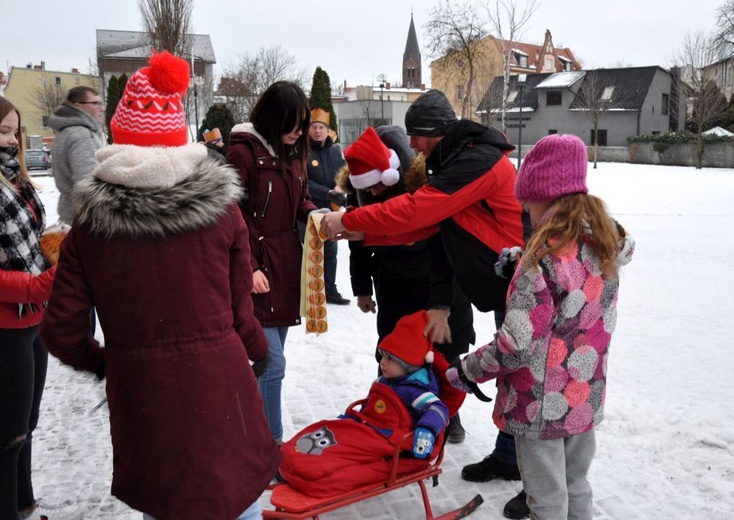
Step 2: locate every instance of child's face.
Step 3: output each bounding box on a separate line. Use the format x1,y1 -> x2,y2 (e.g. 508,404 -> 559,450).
0,111 -> 20,148
523,201 -> 552,228
379,352 -> 408,379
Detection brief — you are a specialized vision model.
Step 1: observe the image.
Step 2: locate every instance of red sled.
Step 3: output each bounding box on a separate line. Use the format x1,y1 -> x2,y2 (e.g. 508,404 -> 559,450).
262,352 -> 483,519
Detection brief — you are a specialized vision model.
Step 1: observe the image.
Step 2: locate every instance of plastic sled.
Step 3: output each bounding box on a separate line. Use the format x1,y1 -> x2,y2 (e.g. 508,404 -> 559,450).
263,353 -> 483,519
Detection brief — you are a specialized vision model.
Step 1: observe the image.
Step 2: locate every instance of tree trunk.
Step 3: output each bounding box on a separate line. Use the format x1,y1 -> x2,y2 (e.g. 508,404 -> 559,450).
696,133 -> 704,169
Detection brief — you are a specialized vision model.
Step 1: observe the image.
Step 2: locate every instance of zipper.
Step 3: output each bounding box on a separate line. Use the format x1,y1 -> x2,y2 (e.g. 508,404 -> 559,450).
261,180 -> 272,218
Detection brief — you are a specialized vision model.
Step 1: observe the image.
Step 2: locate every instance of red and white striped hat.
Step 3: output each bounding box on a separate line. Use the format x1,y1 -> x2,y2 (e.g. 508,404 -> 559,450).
110,51 -> 190,147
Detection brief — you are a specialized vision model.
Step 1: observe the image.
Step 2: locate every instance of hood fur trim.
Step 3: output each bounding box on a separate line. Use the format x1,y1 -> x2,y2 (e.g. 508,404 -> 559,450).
75,148 -> 243,239
230,122 -> 276,156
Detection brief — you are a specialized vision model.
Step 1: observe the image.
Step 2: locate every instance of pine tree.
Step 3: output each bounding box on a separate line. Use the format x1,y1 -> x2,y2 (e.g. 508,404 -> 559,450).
309,67 -> 338,140
198,104 -> 236,153
105,75 -> 119,144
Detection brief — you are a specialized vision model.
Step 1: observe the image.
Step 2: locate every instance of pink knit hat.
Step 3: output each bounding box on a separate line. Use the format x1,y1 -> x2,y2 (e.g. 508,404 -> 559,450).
110,51 -> 190,147
515,134 -> 588,203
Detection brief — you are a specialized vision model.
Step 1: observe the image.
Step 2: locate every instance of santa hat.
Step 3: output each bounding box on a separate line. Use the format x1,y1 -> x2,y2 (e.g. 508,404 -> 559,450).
344,127 -> 400,189
110,51 -> 190,147
378,310 -> 434,373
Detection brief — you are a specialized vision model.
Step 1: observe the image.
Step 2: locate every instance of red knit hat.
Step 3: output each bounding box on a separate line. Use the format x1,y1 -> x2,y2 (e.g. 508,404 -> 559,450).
378,311 -> 434,372
110,51 -> 190,147
344,127 -> 400,189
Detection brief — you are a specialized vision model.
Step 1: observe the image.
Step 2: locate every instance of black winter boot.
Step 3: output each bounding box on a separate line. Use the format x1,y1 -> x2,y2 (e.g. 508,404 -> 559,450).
447,413 -> 466,443
503,490 -> 530,519
461,454 -> 521,482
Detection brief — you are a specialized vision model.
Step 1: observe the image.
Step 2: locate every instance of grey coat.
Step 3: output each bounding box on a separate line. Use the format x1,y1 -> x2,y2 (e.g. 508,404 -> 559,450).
48,103 -> 106,223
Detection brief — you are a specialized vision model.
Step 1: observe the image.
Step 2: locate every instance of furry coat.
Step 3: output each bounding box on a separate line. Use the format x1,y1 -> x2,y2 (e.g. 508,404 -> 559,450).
40,144 -> 279,520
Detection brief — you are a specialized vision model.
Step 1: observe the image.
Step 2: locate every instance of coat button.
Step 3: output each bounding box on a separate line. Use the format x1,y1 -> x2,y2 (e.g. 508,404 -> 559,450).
259,160 -> 263,165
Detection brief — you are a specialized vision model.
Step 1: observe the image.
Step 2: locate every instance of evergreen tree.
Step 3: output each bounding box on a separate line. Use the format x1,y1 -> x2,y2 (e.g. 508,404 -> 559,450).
198,104 -> 236,153
105,75 -> 120,144
309,66 -> 338,140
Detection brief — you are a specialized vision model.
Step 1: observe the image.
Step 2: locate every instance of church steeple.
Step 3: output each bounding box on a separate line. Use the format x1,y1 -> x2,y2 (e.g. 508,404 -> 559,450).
403,13 -> 422,89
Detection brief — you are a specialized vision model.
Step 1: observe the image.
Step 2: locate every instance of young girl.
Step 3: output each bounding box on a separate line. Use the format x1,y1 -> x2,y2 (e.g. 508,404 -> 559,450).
447,133 -> 634,519
0,98 -> 82,520
226,81 -> 317,444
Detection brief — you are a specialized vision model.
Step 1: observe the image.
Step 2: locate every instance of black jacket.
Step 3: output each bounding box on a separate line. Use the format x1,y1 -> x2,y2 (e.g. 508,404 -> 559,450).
307,137 -> 345,209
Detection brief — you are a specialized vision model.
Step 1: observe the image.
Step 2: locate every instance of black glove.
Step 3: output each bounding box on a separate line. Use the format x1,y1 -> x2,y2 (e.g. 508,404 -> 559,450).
448,358 -> 493,403
251,355 -> 269,378
327,190 -> 348,210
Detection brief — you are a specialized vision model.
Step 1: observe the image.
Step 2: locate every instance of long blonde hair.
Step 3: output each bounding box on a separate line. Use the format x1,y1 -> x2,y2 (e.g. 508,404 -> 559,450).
0,97 -> 31,188
522,193 -> 621,280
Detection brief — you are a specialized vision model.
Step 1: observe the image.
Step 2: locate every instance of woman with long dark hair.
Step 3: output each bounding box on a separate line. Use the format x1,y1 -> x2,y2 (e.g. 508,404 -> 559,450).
227,81 -> 317,444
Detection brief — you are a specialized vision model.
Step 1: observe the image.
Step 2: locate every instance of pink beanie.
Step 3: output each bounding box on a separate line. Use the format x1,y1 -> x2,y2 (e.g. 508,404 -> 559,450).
515,134 -> 588,203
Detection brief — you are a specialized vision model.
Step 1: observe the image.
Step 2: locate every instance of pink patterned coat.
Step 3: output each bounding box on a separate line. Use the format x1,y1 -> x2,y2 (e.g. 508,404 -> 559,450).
462,232 -> 634,440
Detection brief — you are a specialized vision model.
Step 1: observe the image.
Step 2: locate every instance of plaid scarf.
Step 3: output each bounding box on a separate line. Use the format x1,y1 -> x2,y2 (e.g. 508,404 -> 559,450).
0,163 -> 50,316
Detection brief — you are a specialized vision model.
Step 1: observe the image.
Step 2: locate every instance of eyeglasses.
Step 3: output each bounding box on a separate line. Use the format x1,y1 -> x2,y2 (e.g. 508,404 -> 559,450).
77,101 -> 104,106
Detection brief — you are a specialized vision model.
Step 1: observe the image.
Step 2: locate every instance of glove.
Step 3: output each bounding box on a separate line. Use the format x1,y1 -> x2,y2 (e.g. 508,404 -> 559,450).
251,355 -> 269,378
412,427 -> 435,459
494,246 -> 523,279
446,361 -> 473,394
327,190 -> 348,210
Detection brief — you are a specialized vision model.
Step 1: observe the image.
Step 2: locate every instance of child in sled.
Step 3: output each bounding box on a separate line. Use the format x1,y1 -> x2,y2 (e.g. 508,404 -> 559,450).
279,310 -> 461,498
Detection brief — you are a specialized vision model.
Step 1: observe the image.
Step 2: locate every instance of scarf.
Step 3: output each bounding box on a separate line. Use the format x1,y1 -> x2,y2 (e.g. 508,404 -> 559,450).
0,147 -> 50,316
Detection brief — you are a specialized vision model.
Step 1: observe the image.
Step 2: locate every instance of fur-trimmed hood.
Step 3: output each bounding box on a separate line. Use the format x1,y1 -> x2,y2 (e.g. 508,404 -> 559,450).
74,144 -> 243,239
335,152 -> 427,205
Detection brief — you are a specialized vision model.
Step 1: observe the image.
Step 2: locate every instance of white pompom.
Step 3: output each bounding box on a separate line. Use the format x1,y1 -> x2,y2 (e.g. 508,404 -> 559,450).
425,351 -> 434,364
381,168 -> 400,187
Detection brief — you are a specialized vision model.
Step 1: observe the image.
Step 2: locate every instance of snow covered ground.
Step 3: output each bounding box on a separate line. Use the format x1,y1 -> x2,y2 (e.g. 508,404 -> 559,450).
30,162 -> 734,519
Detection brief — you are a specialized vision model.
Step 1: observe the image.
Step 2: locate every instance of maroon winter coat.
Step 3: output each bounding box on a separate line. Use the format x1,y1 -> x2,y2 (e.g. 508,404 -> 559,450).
226,123 -> 317,327
40,144 -> 280,520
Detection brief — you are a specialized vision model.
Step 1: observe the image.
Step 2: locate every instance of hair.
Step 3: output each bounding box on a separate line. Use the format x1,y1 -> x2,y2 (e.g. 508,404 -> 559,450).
0,97 -> 30,187
66,86 -> 99,103
522,193 -> 621,280
250,81 -> 310,172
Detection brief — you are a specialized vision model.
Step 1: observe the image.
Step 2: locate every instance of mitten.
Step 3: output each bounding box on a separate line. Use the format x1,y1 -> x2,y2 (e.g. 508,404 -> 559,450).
251,355 -> 269,378
412,427 -> 435,459
446,361 -> 473,394
494,246 -> 524,279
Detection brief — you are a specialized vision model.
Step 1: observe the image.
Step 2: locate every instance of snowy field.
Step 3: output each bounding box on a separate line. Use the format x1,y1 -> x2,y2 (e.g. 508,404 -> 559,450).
30,162 -> 734,519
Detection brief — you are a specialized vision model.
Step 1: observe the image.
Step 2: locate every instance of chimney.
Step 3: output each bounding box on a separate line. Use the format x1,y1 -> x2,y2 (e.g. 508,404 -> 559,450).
40,61 -> 45,70
33,65 -> 41,70
420,83 -> 426,91
386,82 -> 391,89
71,68 -> 79,74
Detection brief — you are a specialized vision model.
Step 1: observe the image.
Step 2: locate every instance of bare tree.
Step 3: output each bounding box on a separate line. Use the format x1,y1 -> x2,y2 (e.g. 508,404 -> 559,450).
28,73 -> 65,121
484,0 -> 541,131
424,0 -> 486,119
674,31 -> 729,169
138,0 -> 193,56
572,71 -> 609,169
219,45 -> 308,123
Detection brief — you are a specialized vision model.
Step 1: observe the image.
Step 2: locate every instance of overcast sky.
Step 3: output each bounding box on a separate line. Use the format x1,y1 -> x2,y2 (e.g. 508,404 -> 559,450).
3,0 -> 724,89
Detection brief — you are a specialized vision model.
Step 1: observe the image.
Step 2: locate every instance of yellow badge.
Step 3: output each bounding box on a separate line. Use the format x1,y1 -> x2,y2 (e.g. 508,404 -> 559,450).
374,400 -> 387,414
311,159 -> 319,167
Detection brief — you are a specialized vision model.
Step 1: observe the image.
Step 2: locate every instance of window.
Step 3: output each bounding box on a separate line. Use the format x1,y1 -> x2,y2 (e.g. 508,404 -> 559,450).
546,91 -> 562,106
548,129 -> 558,135
507,90 -> 518,102
564,61 -> 571,71
601,86 -> 615,101
42,116 -> 50,128
520,56 -> 528,68
662,93 -> 669,115
457,85 -> 465,101
545,57 -> 554,71
55,76 -> 61,86
591,129 -> 607,146
652,131 -> 661,135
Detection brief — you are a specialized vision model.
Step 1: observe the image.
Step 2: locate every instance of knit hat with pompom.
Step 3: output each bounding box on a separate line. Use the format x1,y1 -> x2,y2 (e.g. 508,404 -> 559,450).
110,51 -> 190,147
378,310 -> 434,374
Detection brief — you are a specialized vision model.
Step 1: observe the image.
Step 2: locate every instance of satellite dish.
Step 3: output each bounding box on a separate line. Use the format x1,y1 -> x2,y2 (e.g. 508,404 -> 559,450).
376,73 -> 387,83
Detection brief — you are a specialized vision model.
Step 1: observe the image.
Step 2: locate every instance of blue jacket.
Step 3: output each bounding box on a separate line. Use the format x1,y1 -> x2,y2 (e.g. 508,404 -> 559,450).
379,367 -> 449,436
307,137 -> 345,209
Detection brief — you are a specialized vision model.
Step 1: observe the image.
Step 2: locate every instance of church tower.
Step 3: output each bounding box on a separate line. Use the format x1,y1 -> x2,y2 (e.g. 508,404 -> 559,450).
403,13 -> 422,88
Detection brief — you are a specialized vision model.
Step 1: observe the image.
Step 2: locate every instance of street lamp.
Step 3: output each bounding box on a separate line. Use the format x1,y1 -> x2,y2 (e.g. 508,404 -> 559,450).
377,73 -> 386,123
516,74 -> 527,170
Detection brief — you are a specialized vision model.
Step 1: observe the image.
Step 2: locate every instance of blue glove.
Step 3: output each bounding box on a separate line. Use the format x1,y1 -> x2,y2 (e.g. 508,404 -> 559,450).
413,427 -> 435,459
494,246 -> 524,279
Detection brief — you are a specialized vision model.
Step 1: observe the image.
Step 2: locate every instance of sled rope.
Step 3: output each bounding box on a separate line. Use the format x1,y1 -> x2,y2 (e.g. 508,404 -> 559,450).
300,212 -> 328,334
